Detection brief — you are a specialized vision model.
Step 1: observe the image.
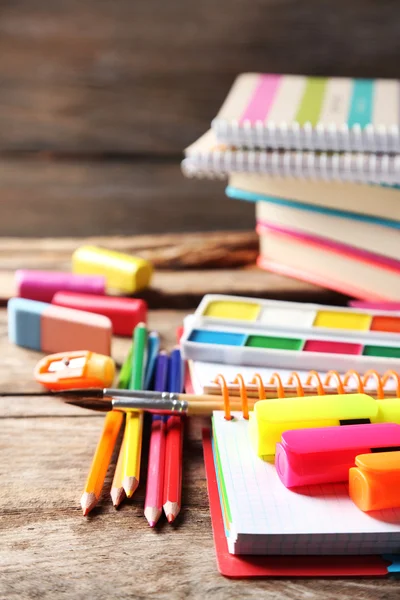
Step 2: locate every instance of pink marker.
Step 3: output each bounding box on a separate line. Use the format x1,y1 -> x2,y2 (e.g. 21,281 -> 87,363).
275,423 -> 400,489
16,270 -> 106,303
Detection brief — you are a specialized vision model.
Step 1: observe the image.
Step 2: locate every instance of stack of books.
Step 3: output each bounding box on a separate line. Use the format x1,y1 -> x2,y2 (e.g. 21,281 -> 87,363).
182,74 -> 400,300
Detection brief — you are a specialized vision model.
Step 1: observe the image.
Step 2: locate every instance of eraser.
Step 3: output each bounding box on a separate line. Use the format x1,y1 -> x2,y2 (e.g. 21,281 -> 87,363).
52,291 -> 147,337
15,270 -> 106,303
8,297 -> 112,355
72,245 -> 152,294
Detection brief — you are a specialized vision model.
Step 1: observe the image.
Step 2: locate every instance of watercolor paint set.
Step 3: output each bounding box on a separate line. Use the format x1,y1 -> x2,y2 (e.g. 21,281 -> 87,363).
180,295 -> 400,372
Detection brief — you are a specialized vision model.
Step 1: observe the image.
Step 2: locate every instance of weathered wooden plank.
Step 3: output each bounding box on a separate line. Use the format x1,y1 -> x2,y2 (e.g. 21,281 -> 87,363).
0,159 -> 255,237
0,1 -> 399,154
0,414 -> 398,599
0,231 -> 259,270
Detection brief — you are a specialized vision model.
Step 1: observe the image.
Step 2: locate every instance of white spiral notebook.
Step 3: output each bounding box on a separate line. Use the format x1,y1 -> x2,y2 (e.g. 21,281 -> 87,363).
212,410 -> 400,555
182,130 -> 400,184
211,73 -> 400,153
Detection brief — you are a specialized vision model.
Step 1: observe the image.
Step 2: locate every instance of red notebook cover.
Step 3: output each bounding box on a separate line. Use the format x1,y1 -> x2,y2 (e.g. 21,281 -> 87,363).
202,428 -> 389,578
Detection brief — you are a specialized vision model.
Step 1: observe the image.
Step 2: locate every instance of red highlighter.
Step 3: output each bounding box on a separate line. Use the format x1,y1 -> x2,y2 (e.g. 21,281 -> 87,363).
52,291 -> 147,337
275,423 -> 400,488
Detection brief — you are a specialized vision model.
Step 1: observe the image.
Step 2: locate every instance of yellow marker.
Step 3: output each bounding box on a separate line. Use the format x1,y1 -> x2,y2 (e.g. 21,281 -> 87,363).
72,245 -> 152,294
248,394 -> 400,458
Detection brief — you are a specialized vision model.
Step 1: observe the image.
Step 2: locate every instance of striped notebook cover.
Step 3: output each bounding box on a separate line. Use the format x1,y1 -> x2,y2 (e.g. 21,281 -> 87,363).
182,129 -> 400,184
212,74 -> 400,152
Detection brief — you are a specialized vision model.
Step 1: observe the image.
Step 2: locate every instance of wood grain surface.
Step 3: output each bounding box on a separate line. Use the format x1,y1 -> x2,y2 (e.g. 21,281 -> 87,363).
0,0 -> 399,155
0,234 -> 398,598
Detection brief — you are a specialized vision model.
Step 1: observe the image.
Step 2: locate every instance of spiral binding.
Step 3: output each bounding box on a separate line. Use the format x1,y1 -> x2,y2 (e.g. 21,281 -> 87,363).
213,369 -> 400,421
212,118 -> 400,154
182,149 -> 400,185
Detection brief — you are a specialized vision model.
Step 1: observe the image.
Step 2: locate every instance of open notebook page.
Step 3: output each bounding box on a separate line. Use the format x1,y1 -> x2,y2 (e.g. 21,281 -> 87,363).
212,411 -> 400,556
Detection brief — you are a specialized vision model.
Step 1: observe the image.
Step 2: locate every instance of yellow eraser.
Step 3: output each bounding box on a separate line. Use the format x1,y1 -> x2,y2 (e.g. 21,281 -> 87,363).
72,245 -> 152,294
248,393 -> 378,458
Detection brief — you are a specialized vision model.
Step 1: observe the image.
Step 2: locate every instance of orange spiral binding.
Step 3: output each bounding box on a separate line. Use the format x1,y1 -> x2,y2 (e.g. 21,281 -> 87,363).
214,369 -> 400,420
287,371 -> 305,397
269,373 -> 285,398
233,374 -> 249,419
305,370 -> 325,395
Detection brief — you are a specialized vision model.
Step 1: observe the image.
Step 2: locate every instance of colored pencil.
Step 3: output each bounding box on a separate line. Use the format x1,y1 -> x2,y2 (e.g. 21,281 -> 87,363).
80,409 -> 124,515
144,352 -> 169,527
163,348 -> 184,523
110,339 -> 135,507
122,323 -> 148,497
144,332 -> 160,391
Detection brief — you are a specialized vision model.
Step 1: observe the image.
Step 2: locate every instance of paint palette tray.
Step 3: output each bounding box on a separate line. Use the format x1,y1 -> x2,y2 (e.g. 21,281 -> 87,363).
180,295 -> 400,372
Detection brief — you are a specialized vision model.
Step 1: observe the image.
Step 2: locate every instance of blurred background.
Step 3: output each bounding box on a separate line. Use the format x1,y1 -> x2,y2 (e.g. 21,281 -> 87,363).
1,0 -> 399,237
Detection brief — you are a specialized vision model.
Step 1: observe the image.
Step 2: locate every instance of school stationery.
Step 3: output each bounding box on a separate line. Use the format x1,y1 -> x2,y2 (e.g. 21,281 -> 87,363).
34,351 -> 115,391
181,306 -> 400,372
163,348 -> 184,523
8,297 -> 112,355
350,301 -> 400,310
144,352 -> 169,527
257,225 -> 400,301
15,270 -> 106,303
183,129 -> 400,184
211,406 -> 400,555
202,429 -> 391,576
350,452 -> 400,512
52,292 -> 147,337
250,393 -> 400,458
252,198 -> 400,263
212,73 -> 400,152
110,346 -> 135,507
228,173 -> 400,222
121,323 -> 148,497
72,245 -> 152,294
275,423 -> 400,488
80,410 -> 124,516
143,332 -> 160,391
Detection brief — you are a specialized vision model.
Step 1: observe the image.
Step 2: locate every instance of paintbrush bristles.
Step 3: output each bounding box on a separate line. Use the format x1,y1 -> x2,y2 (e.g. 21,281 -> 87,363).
63,396 -> 112,411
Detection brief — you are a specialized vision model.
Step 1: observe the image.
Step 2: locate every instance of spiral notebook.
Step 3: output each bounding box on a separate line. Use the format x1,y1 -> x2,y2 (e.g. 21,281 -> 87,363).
183,129 -> 400,184
211,73 -> 400,152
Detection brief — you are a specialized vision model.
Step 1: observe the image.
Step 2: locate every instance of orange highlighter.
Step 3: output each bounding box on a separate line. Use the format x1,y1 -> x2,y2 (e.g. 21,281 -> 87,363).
34,350 -> 115,391
349,451 -> 400,512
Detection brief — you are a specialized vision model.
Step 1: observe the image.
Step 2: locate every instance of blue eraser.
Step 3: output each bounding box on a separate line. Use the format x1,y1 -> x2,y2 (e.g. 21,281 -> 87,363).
8,297 -> 48,350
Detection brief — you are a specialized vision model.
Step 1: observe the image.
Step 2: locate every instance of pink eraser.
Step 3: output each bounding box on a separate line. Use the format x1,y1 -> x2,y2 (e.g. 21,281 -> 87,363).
349,301 -> 400,311
52,291 -> 147,337
15,270 -> 106,303
42,304 -> 112,355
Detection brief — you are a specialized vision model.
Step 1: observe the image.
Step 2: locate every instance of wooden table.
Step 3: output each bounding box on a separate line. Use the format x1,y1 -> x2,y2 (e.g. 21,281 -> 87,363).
1,233 -> 398,599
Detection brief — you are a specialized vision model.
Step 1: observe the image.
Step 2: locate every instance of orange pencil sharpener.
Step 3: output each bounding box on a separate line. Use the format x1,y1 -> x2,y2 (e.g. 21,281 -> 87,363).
34,350 -> 115,391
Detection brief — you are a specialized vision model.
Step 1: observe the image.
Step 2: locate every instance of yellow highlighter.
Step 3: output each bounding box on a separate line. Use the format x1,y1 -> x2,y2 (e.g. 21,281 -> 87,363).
72,245 -> 152,294
248,393 -> 400,459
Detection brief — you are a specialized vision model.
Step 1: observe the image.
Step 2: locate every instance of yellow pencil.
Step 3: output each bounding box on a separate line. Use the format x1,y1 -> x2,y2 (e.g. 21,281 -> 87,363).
121,322 -> 147,497
122,412 -> 144,497
80,410 -> 124,515
110,434 -> 126,507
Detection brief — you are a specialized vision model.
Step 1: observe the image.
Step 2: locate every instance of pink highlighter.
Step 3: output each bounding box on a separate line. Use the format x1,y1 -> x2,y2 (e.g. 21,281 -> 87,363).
275,423 -> 400,489
16,270 -> 106,303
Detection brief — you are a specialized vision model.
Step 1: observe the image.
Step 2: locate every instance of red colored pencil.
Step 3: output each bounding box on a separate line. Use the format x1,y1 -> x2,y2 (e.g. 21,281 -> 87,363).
163,415 -> 183,522
163,348 -> 184,523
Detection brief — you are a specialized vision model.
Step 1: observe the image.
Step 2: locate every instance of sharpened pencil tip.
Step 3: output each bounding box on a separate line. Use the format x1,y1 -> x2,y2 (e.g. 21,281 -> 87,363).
122,476 -> 138,498
80,492 -> 98,516
144,507 -> 162,527
166,514 -> 175,523
110,487 -> 125,507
